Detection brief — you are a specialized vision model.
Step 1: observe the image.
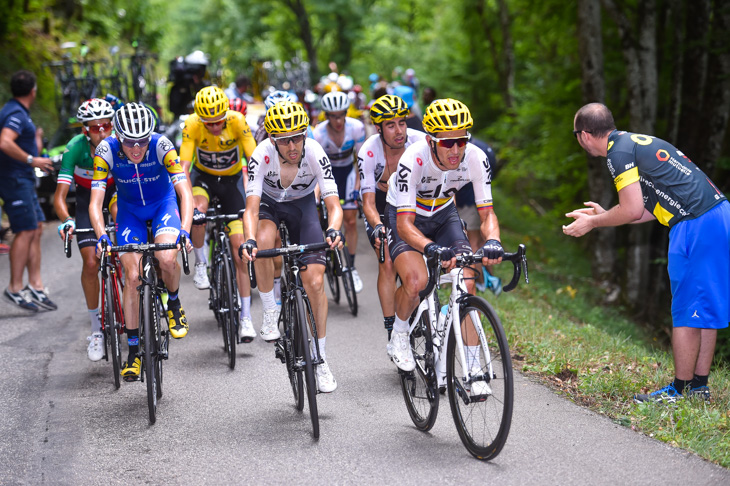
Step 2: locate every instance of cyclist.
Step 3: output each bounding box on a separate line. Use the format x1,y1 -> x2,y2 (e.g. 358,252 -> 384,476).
384,98 -> 503,373
357,94 -> 426,339
90,103 -> 193,381
53,98 -> 118,361
313,91 -> 366,292
229,98 -> 247,116
241,101 -> 343,393
179,86 -> 258,341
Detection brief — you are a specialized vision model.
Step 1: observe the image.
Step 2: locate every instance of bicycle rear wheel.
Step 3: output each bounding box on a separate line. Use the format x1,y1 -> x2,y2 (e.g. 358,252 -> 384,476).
341,250 -> 358,316
400,311 -> 439,431
446,295 -> 513,461
295,289 -> 319,439
103,275 -> 122,389
325,249 -> 340,304
221,254 -> 237,369
143,285 -> 159,425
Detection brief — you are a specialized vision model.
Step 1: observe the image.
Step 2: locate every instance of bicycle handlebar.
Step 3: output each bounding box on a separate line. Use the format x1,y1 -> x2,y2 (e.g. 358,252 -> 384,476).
378,227 -> 386,264
241,241 -> 331,290
63,227 -> 96,258
105,235 -> 191,275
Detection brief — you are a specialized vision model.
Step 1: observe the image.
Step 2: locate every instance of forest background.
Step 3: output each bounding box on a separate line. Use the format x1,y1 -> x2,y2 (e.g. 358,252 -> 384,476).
1,0 -> 729,359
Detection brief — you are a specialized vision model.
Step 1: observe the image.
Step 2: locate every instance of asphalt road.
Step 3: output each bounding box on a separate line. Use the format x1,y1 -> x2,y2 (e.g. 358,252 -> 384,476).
1,224 -> 728,485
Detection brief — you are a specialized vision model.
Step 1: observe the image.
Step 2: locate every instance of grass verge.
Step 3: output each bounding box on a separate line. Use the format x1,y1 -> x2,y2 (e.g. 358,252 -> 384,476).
473,190 -> 730,467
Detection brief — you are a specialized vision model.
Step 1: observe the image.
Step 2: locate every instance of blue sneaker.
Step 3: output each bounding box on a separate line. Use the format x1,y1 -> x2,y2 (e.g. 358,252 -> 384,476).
687,386 -> 711,402
634,383 -> 683,404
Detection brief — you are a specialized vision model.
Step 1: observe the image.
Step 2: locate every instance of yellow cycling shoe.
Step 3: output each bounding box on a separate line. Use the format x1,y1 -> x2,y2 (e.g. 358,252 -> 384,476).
121,357 -> 141,381
167,303 -> 189,339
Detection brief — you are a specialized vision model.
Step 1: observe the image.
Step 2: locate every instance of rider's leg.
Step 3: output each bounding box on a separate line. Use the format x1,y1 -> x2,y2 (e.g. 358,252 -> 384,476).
392,251 -> 428,333
80,246 -> 101,333
121,252 -> 142,363
301,264 -> 327,356
191,192 -> 209,264
343,208 -> 358,263
230,230 -> 251,317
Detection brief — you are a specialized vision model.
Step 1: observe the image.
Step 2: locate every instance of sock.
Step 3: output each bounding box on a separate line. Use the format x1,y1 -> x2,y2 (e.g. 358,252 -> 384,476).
240,295 -> 251,318
672,378 -> 691,393
194,246 -> 207,265
318,336 -> 326,361
273,277 -> 281,304
349,254 -> 356,267
261,289 -> 277,311
691,374 -> 709,389
89,308 -> 101,334
383,315 -> 395,332
466,345 -> 480,371
168,288 -> 179,302
127,329 -> 139,363
393,314 -> 409,334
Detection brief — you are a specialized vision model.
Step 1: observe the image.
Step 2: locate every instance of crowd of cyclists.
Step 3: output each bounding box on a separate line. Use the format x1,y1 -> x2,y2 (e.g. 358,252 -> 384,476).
2,63 -> 506,403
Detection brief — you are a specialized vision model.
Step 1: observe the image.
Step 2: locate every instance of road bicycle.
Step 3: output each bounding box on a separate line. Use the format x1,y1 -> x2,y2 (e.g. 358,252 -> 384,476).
318,198 -> 357,316
243,222 -> 337,439
194,203 -> 244,369
102,225 -> 190,424
400,245 -> 528,460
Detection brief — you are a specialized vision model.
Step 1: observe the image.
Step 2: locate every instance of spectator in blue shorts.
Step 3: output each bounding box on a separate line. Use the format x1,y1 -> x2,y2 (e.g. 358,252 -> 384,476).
564,103 -> 729,404
0,70 -> 56,312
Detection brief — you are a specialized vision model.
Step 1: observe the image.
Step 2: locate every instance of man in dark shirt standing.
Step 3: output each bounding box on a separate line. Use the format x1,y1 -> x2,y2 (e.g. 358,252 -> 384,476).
564,102 -> 729,404
0,70 -> 56,311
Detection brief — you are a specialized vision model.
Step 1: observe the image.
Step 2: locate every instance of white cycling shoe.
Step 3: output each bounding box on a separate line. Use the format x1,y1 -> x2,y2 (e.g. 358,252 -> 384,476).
193,262 -> 210,290
351,268 -> 363,293
316,360 -> 337,393
260,308 -> 281,341
387,331 -> 415,372
87,332 -> 105,362
238,316 -> 255,342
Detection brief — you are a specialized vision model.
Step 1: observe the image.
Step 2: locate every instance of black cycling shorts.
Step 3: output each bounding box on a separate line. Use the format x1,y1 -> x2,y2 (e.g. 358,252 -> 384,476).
191,168 -> 246,215
75,184 -> 116,250
364,189 -> 387,251
259,191 -> 326,266
384,202 -> 471,261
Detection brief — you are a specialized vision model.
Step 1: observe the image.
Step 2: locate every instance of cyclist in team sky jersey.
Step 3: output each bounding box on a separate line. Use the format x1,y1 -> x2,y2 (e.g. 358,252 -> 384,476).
565,102 -> 730,404
179,86 -> 258,341
241,101 -> 343,393
384,99 -> 504,373
54,99 -> 119,361
90,103 -> 193,381
313,91 -> 366,292
357,94 -> 426,339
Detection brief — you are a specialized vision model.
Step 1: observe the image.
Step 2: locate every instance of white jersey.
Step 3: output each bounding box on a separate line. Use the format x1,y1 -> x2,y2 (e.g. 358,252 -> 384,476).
313,118 -> 366,168
357,129 -> 427,195
246,137 -> 338,203
386,141 -> 493,218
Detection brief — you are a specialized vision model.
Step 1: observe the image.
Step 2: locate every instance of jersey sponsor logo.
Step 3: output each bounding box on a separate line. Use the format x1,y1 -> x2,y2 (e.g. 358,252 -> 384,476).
416,157 -> 423,166
248,157 -> 259,173
481,157 -> 490,171
630,134 -> 653,146
197,147 -> 239,170
607,141 -> 614,151
625,163 -> 635,170
656,149 -> 670,162
220,138 -> 236,147
96,144 -> 109,156
318,156 -> 333,179
158,138 -> 174,153
122,227 -> 131,242
397,165 -> 412,192
368,150 -> 374,158
265,155 -> 270,164
161,213 -> 172,226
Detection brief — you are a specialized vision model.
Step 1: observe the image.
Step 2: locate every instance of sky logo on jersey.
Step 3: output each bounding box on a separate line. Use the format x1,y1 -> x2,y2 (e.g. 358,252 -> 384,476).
397,165 -> 412,192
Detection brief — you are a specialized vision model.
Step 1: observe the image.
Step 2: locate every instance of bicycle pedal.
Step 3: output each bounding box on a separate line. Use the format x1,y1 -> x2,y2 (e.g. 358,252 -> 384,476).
274,342 -> 285,363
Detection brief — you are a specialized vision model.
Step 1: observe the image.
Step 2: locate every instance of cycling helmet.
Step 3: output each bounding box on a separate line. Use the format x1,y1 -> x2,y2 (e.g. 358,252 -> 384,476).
77,98 -> 114,123
229,98 -> 247,115
323,82 -> 340,93
264,101 -> 309,135
370,94 -> 410,125
113,102 -> 156,142
422,98 -> 473,134
321,91 -> 350,113
194,86 -> 229,121
264,90 -> 298,110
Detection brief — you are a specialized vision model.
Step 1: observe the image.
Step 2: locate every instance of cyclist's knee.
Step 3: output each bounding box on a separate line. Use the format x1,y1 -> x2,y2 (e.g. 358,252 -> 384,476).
400,270 -> 427,297
157,250 -> 178,272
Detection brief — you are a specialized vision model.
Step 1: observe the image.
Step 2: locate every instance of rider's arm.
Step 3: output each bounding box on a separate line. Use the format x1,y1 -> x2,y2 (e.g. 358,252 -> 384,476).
179,118 -> 196,190
238,117 -> 257,160
90,150 -> 110,239
362,192 -> 381,228
162,147 -> 193,233
323,194 -> 343,231
53,141 -> 79,222
472,146 -> 500,243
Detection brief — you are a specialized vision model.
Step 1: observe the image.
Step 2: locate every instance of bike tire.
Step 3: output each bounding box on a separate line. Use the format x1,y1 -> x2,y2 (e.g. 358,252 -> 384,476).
325,249 -> 340,304
341,251 -> 358,316
104,275 -> 122,390
143,285 -> 158,425
295,288 -> 319,439
400,311 -> 439,431
446,295 -> 513,461
215,260 -> 230,354
155,295 -> 165,401
222,254 -> 237,369
284,299 -> 304,411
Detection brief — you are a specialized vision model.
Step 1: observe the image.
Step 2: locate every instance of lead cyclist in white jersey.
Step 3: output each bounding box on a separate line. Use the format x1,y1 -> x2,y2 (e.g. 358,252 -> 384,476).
357,94 -> 426,339
383,98 -> 504,372
242,101 -> 343,393
313,91 -> 366,292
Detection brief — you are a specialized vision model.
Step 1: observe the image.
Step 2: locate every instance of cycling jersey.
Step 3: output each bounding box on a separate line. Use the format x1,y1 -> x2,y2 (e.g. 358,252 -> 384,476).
246,138 -> 338,203
92,133 -> 186,207
312,118 -> 366,168
58,134 -> 115,189
386,141 -> 493,218
357,129 -> 427,195
179,110 -> 256,177
0,99 -> 36,179
606,130 -> 726,227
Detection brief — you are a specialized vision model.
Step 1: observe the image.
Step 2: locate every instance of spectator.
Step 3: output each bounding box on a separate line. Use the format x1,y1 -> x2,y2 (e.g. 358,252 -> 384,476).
0,70 -> 57,311
404,68 -> 420,95
225,73 -> 254,103
392,85 -> 424,131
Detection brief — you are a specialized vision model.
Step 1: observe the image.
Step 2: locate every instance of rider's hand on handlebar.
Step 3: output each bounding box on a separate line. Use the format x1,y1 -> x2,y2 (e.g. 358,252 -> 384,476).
424,242 -> 457,272
177,229 -> 193,253
481,239 -> 504,266
326,228 -> 344,250
96,235 -> 111,259
240,239 -> 257,261
192,208 -> 206,225
58,218 -> 75,240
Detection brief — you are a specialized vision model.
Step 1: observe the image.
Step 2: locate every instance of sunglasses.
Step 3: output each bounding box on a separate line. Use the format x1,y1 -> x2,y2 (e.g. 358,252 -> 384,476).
86,122 -> 112,134
573,129 -> 593,138
203,119 -> 226,127
120,136 -> 151,148
432,133 -> 471,149
272,133 -> 306,146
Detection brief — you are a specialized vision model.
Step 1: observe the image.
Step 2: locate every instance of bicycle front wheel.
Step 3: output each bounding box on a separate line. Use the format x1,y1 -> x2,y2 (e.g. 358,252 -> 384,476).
143,285 -> 159,425
103,275 -> 122,389
446,295 -> 513,461
221,255 -> 237,369
400,311 -> 439,431
341,251 -> 358,316
295,289 -> 319,439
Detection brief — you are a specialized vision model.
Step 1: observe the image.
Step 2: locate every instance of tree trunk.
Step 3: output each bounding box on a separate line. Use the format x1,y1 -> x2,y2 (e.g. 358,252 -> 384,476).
283,0 -> 319,84
665,0 -> 685,145
474,0 -> 514,109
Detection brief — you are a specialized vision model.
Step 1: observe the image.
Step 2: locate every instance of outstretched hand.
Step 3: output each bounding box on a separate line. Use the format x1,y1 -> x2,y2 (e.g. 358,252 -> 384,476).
563,201 -> 605,237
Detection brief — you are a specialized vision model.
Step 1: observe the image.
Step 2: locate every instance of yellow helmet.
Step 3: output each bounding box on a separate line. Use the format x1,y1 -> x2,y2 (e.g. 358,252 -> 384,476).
264,101 -> 309,135
323,82 -> 340,93
370,94 -> 410,125
422,98 -> 473,134
194,86 -> 229,121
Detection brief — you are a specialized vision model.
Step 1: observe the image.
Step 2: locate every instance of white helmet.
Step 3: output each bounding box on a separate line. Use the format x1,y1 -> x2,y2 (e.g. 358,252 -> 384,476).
77,98 -> 114,123
184,49 -> 208,66
337,75 -> 353,92
264,90 -> 298,110
321,91 -> 350,113
113,103 -> 155,142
